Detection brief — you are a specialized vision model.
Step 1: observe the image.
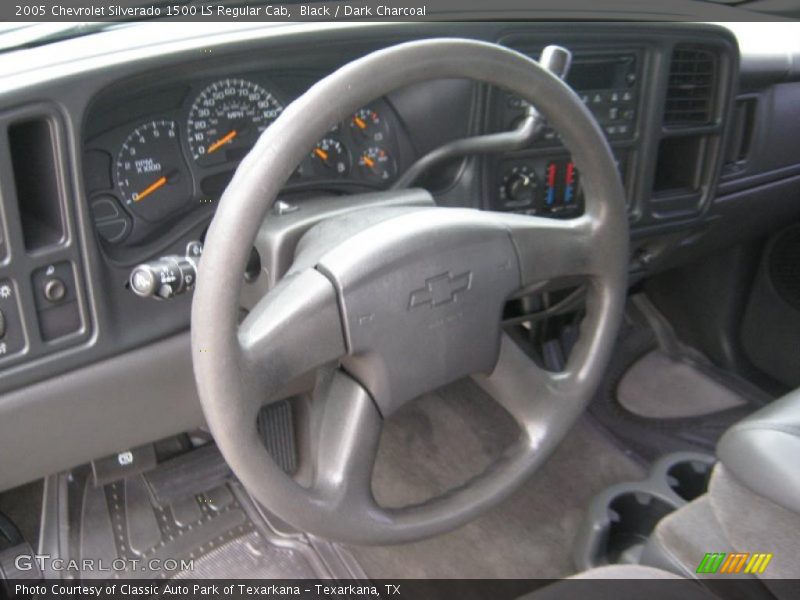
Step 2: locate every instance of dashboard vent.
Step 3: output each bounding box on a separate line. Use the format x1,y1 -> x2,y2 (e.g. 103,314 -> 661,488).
664,46 -> 717,127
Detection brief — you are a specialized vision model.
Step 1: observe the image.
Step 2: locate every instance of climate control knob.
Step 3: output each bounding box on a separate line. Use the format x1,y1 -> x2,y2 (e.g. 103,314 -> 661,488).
500,166 -> 537,209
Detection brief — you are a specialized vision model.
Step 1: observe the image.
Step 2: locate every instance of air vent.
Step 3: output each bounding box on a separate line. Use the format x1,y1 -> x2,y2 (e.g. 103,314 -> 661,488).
664,46 -> 717,127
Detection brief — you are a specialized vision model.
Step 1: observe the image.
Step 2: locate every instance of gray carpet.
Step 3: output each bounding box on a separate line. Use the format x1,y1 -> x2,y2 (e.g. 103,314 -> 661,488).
617,350 -> 747,419
349,378 -> 646,578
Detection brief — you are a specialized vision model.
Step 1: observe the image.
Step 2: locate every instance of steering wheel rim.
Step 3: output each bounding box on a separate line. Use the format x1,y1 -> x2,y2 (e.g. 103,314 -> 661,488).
192,38 -> 628,544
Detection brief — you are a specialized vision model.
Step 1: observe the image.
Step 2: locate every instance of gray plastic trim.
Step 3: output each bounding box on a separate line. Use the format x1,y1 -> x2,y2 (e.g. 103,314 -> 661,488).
0,332 -> 205,492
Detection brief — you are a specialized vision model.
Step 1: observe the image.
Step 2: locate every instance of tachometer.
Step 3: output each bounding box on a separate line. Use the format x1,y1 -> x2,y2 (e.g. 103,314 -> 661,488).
116,120 -> 192,222
187,78 -> 283,167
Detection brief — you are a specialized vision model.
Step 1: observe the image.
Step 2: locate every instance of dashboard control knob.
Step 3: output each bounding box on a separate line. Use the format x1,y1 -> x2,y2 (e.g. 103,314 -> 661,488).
43,278 -> 67,303
130,266 -> 157,297
501,166 -> 538,209
129,241 -> 202,301
506,172 -> 535,201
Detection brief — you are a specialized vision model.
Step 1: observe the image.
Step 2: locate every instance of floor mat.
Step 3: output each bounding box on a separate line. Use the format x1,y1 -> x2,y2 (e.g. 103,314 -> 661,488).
589,326 -> 771,461
348,378 -> 646,578
618,350 -> 747,418
48,463 -> 363,580
48,379 -> 646,580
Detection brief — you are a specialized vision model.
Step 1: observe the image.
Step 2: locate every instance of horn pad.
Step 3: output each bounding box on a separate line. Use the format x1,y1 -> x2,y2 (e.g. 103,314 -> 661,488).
314,208 -> 521,416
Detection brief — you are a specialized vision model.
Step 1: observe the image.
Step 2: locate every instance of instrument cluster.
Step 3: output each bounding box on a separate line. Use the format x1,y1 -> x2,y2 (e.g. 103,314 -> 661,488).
84,77 -> 407,249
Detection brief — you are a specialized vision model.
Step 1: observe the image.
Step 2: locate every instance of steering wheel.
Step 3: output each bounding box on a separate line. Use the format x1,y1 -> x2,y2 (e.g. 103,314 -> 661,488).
192,39 -> 628,545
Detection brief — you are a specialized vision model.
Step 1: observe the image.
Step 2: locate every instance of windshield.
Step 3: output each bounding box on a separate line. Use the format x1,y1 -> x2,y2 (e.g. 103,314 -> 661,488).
0,22 -> 115,52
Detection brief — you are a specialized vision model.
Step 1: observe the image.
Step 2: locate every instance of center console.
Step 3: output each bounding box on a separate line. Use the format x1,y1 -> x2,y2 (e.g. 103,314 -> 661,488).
488,47 -> 643,217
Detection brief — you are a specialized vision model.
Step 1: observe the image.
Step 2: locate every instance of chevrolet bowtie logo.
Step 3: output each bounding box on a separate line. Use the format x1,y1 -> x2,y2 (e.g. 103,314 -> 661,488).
409,271 -> 472,309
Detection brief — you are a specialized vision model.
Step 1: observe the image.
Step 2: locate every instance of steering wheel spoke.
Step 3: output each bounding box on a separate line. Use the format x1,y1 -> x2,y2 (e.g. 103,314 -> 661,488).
238,268 -> 346,401
493,212 -> 601,287
309,369 -> 382,509
475,333 -> 574,444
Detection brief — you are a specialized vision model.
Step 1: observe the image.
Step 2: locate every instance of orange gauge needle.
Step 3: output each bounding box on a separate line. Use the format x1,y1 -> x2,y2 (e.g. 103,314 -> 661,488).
314,148 -> 329,161
362,156 -> 375,168
207,130 -> 237,154
134,176 -> 167,202
353,116 -> 367,130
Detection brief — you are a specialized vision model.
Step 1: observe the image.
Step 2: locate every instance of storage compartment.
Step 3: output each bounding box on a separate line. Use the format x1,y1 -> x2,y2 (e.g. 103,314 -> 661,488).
652,135 -> 706,196
606,492 -> 676,564
666,459 -> 713,502
7,118 -> 65,251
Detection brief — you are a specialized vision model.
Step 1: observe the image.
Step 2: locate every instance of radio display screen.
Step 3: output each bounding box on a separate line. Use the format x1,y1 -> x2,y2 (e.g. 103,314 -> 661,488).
567,55 -> 635,91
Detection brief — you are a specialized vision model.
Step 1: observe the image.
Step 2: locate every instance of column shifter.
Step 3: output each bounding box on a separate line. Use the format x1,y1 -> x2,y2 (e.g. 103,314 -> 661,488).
391,44 -> 572,189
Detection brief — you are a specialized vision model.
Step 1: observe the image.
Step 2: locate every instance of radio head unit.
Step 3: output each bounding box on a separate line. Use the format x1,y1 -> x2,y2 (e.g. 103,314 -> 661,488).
501,50 -> 641,143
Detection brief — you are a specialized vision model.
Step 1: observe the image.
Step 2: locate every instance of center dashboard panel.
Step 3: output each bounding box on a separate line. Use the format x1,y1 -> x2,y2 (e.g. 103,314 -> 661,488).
485,44 -> 644,219
484,28 -> 737,235
83,70 -> 414,259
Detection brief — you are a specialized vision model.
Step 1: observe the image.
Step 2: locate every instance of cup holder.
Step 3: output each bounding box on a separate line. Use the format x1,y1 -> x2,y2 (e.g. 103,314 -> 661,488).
573,451 -> 716,571
606,492 -> 676,564
651,451 -> 716,505
666,460 -> 713,502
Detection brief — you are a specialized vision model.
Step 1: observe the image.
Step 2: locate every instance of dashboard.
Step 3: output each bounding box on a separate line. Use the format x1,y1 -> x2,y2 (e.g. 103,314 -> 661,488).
84,71 -> 413,257
2,21 -> 800,492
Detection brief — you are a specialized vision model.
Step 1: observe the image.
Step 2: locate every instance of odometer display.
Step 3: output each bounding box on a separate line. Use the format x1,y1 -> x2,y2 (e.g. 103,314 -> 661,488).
187,78 -> 283,167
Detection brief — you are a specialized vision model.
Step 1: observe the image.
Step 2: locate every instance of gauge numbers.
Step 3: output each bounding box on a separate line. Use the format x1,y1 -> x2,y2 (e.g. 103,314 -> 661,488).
187,78 -> 283,167
350,107 -> 388,142
358,146 -> 396,182
116,120 -> 192,222
311,137 -> 351,177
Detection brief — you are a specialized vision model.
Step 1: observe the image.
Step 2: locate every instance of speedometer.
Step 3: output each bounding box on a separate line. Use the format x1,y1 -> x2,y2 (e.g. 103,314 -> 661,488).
187,78 -> 283,167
